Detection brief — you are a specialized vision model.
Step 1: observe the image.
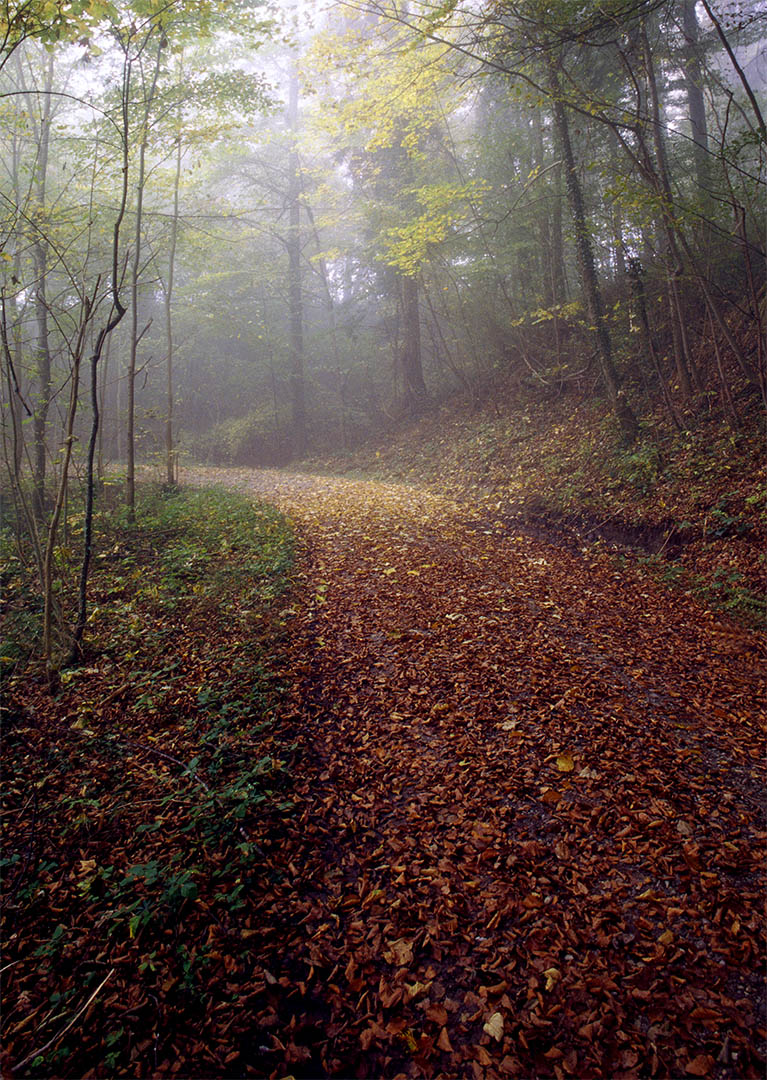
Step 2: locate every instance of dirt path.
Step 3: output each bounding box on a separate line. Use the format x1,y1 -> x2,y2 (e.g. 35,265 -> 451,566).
190,466 -> 765,1080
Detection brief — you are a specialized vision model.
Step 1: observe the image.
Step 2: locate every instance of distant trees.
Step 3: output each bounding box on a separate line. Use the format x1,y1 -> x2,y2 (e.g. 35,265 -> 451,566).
1,0 -> 765,666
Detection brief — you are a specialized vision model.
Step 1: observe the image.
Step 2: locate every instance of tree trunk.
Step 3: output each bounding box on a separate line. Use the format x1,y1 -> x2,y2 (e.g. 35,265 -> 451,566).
27,54 -> 54,515
550,160 -> 567,305
548,64 -> 637,443
628,260 -> 682,429
72,51 -> 131,655
681,0 -> 710,201
608,128 -> 626,282
641,23 -> 701,398
164,73 -> 183,487
43,302 -> 91,668
287,59 -> 307,459
126,39 -> 163,519
398,273 -> 427,413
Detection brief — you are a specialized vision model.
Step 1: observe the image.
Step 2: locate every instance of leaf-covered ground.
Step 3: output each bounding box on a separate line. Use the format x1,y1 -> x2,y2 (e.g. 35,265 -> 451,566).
3,470 -> 764,1078
183,466 -> 765,1079
303,395 -> 767,627
2,488 -> 296,1078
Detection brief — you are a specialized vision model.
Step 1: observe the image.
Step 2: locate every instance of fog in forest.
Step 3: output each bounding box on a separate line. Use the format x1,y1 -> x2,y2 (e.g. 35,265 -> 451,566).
2,0 -> 765,496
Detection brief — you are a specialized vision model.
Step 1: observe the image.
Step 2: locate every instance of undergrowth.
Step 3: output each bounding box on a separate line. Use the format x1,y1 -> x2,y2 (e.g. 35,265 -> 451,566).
1,484 -> 296,1077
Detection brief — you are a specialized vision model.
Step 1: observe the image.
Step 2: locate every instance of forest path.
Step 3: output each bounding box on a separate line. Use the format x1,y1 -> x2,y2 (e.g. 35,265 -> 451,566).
189,466 -> 765,1079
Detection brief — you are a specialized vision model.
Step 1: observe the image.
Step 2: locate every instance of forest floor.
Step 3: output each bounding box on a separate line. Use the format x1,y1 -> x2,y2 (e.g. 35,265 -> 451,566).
182,464 -> 765,1079
303,393 -> 766,629
3,459 -> 765,1078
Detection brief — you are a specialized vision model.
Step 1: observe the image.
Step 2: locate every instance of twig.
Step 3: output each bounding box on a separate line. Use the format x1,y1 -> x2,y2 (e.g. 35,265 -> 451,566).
12,968 -> 114,1073
122,738 -> 213,792
99,680 -> 133,708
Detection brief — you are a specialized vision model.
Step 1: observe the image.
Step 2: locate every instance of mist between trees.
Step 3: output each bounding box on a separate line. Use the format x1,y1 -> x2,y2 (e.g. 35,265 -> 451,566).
1,0 -> 765,667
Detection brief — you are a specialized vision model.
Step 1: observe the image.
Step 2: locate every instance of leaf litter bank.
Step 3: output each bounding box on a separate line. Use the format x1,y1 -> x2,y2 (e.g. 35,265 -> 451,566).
191,466 -> 764,1080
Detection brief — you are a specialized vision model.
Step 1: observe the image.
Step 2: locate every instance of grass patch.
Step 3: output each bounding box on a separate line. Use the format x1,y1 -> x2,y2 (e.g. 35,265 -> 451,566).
1,482 -> 296,1076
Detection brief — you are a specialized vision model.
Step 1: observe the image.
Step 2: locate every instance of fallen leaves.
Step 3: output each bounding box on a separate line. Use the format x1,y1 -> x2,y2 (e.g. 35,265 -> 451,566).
686,1053 -> 716,1076
483,1012 -> 504,1041
5,466 -> 765,1079
383,938 -> 414,967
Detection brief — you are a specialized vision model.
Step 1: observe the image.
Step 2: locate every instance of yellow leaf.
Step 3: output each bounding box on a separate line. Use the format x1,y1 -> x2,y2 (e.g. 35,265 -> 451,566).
483,1012 -> 504,1041
400,1028 -> 418,1053
543,967 -> 561,991
658,929 -> 674,946
556,754 -> 575,773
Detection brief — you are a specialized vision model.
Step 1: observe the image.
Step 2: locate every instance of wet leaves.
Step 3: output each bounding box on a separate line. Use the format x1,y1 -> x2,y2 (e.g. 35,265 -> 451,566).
4,468 -> 765,1078
205,465 -> 763,1080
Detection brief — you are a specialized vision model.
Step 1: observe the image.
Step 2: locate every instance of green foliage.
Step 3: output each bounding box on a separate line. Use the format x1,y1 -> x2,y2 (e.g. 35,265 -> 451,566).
2,480 -> 296,1073
615,442 -> 665,495
190,407 -> 290,466
707,492 -> 752,539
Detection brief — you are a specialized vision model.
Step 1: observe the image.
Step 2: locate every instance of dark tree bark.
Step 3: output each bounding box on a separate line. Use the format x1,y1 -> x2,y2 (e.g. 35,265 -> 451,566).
681,0 -> 710,201
548,64 -> 638,443
287,60 -> 307,458
398,273 -> 427,413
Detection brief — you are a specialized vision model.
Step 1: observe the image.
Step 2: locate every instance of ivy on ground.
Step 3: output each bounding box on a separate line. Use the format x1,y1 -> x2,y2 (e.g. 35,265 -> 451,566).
1,485 -> 295,1078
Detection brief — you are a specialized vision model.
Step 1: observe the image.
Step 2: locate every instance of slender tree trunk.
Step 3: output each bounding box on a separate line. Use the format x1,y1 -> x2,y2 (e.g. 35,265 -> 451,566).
681,0 -> 710,202
8,321 -> 24,477
548,64 -> 637,443
534,113 -> 555,305
398,273 -> 427,413
126,39 -> 163,519
698,0 -> 766,145
706,307 -> 740,428
641,24 -> 759,398
97,332 -> 111,480
287,59 -> 307,458
628,260 -> 682,429
9,255 -> 25,477
164,77 -> 182,486
1,288 -> 43,581
608,128 -> 626,282
43,303 -> 91,668
28,54 -> 54,515
72,50 -> 131,654
641,24 -> 701,397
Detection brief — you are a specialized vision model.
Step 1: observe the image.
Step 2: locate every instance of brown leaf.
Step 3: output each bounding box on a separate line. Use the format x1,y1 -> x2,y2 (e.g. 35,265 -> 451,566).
384,938 -> 413,966
427,1004 -> 449,1026
437,1027 -> 453,1052
685,1054 -> 714,1076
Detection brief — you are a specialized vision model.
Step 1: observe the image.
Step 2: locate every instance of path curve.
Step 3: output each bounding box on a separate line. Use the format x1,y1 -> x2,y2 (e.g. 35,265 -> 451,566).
190,466 -> 766,1080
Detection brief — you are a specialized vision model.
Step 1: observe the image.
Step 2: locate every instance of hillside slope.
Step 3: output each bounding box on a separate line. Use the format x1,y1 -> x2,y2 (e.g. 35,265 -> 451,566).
303,392 -> 766,627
